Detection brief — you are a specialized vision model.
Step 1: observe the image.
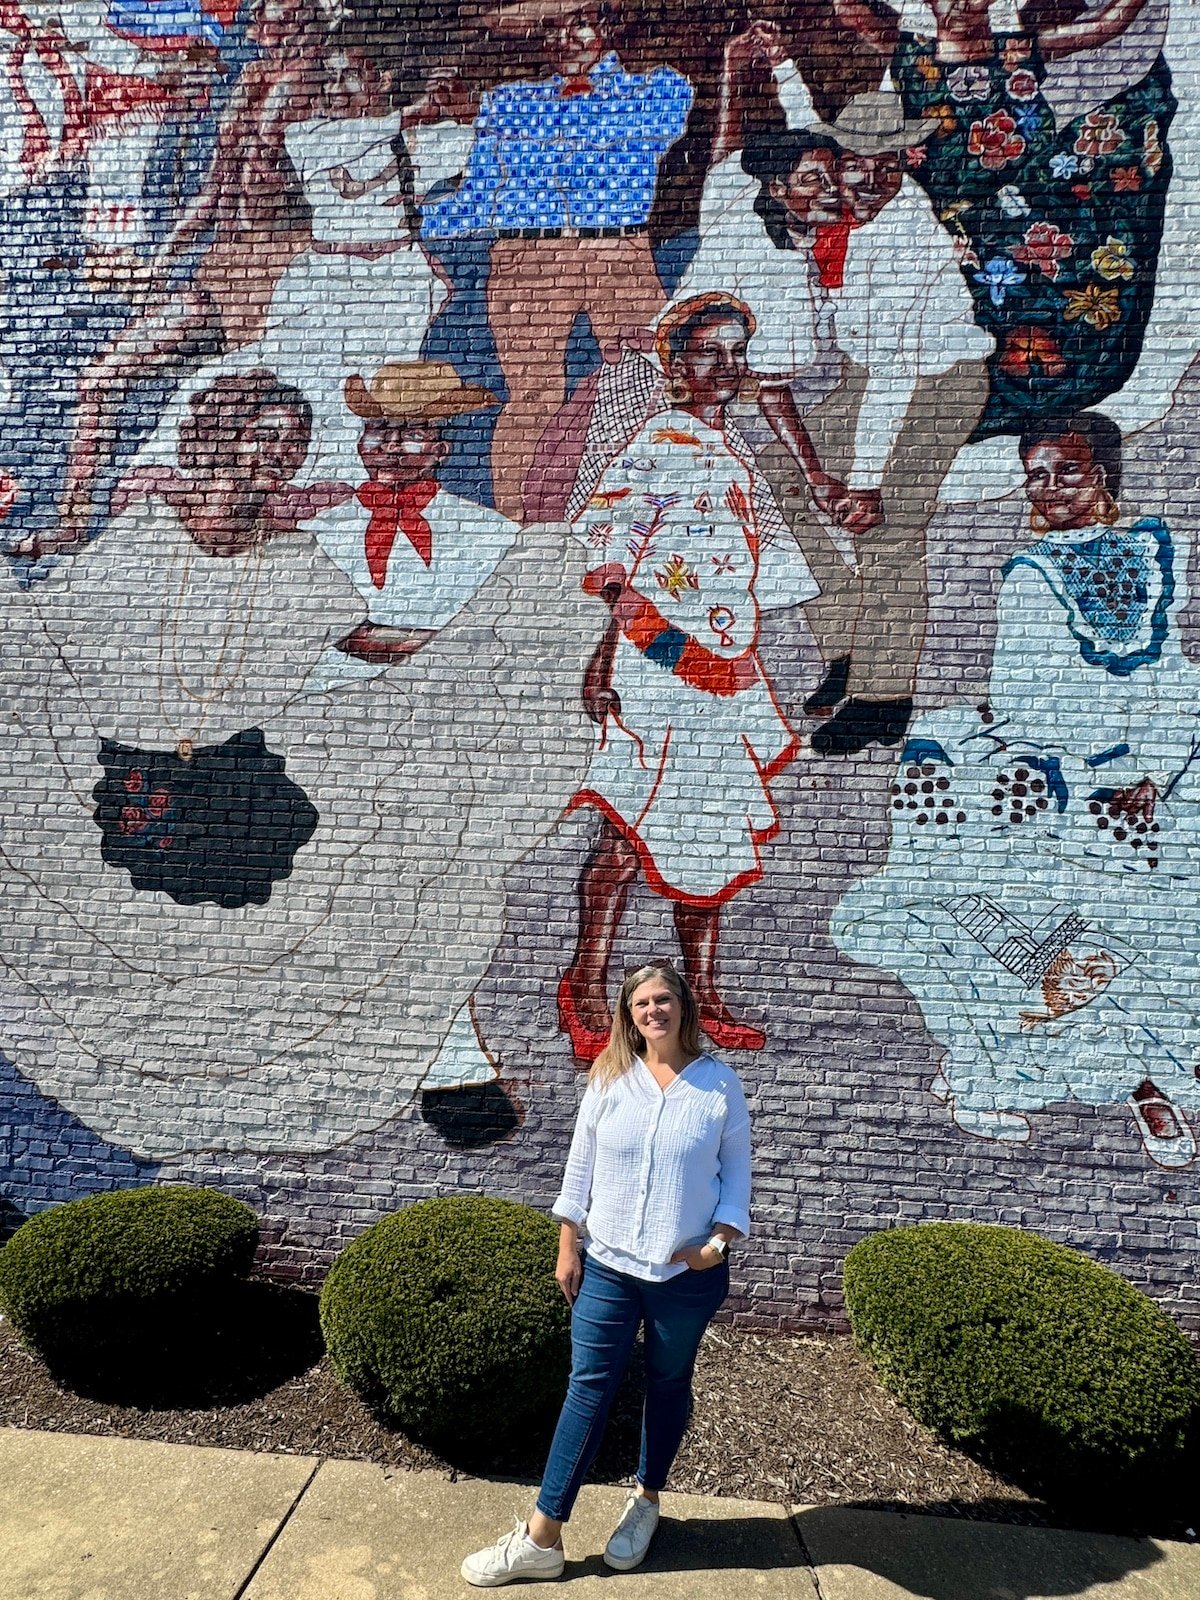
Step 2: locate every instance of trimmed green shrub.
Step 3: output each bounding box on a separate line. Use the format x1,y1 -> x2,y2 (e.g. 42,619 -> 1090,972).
0,1185 -> 259,1368
320,1195 -> 570,1442
844,1222 -> 1200,1500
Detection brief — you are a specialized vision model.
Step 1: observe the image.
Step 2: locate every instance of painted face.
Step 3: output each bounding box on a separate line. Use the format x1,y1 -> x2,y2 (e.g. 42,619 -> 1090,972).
839,151 -> 903,223
931,0 -> 991,30
322,51 -> 382,119
235,404 -> 310,491
629,976 -> 683,1049
357,419 -> 447,484
669,315 -> 749,410
249,0 -> 313,50
544,6 -> 606,76
768,150 -> 841,230
1022,434 -> 1109,530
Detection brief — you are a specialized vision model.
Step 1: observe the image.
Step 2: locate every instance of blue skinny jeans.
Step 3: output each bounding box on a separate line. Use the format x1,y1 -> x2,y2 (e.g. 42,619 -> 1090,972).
536,1252 -> 729,1523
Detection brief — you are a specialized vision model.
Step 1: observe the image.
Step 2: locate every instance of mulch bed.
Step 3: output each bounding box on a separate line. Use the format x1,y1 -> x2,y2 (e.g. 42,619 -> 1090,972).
0,1288 -> 1192,1540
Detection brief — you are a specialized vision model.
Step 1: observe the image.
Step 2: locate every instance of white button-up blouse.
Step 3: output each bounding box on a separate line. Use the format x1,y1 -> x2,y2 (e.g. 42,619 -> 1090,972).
551,1054 -> 753,1282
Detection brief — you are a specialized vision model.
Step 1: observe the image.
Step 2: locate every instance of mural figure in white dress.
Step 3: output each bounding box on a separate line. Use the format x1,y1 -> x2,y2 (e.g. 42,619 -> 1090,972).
832,410 -> 1200,1169
555,293 -> 818,1064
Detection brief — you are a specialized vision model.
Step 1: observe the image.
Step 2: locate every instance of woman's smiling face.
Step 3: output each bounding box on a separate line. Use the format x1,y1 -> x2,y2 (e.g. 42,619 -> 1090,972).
630,975 -> 683,1049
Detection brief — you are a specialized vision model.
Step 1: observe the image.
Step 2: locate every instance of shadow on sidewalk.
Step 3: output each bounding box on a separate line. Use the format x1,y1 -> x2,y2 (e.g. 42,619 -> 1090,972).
793,1502 -> 1173,1600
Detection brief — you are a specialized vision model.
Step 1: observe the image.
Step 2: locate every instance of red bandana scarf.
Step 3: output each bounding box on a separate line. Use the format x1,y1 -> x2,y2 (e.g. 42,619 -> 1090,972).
357,479 -> 438,588
812,209 -> 861,290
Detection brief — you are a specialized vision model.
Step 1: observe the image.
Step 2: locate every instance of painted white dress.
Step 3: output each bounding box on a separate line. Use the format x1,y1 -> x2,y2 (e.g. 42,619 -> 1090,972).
0,499 -> 595,1154
257,115 -> 466,481
831,516 -> 1200,1131
570,406 -> 817,904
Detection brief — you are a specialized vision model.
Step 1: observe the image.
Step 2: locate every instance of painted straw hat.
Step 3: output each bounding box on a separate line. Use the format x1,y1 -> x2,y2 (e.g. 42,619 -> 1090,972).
807,92 -> 935,156
343,362 -> 498,422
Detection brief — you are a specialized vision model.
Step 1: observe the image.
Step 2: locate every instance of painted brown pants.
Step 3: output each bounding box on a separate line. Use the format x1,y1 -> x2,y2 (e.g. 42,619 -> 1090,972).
486,233 -> 666,521
758,358 -> 990,701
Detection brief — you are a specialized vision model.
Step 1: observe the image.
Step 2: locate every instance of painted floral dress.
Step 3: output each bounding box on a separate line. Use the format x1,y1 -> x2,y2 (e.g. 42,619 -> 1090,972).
893,32 -> 1175,434
831,515 -> 1200,1129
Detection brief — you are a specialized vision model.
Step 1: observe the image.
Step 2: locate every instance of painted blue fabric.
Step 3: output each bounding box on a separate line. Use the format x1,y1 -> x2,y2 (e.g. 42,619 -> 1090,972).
421,53 -> 693,238
1004,516 -> 1173,676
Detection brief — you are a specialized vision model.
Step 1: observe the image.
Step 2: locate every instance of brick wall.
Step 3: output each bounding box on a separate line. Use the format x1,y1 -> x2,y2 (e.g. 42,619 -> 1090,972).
0,0 -> 1197,1330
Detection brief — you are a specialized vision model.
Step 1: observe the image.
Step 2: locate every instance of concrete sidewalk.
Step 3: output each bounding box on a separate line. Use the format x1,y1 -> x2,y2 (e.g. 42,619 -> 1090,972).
2,1426 -> 1197,1600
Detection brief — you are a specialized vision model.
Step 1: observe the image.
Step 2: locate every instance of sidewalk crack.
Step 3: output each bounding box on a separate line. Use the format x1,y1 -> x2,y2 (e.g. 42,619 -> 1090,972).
231,1456 -> 323,1600
790,1510 -> 827,1600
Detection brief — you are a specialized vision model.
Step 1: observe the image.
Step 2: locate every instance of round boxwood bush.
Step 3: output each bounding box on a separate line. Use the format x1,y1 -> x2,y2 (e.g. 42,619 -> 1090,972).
844,1222 -> 1200,1501
320,1195 -> 570,1443
0,1185 -> 258,1369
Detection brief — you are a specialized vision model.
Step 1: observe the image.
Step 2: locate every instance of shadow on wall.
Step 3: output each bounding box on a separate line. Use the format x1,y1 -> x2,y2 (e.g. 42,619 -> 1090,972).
0,1053 -> 158,1229
794,1505 -> 1168,1600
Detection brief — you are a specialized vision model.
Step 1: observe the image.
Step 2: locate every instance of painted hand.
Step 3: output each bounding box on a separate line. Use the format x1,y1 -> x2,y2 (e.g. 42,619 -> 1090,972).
1109,779 -> 1157,825
835,489 -> 883,535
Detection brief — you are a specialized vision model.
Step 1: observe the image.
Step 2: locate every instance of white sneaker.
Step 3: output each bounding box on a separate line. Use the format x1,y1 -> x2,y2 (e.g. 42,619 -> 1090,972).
603,1491 -> 661,1571
461,1520 -> 565,1587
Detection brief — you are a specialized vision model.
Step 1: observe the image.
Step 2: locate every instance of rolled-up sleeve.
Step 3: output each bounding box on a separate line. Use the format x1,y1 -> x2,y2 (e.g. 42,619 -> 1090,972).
711,1081 -> 752,1237
551,1084 -> 599,1228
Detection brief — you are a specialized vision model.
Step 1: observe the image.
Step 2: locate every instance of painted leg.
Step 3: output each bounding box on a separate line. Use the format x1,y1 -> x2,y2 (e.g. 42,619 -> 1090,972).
559,817 -> 639,1064
673,902 -> 766,1053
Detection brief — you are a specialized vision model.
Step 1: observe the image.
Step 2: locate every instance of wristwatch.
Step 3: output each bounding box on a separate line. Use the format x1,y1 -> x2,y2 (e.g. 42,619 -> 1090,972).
706,1234 -> 729,1260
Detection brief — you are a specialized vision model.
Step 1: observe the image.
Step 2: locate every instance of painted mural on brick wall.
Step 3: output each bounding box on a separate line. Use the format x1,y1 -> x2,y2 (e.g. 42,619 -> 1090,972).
1,0 -> 1199,1201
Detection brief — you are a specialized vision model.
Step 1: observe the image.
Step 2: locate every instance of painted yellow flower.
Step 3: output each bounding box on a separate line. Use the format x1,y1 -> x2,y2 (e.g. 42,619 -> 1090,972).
1062,285 -> 1122,331
1090,236 -> 1135,282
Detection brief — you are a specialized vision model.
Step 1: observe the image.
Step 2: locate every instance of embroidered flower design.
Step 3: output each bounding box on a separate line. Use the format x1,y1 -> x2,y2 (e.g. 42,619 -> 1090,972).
1011,221 -> 1074,281
904,142 -> 928,169
693,492 -> 714,513
948,64 -> 991,102
710,554 -> 736,576
995,183 -> 1030,218
997,325 -> 1066,378
124,769 -> 146,794
588,488 -> 632,509
724,483 -> 751,523
655,553 -> 700,600
1143,119 -> 1163,176
967,112 -> 1026,171
1074,112 -> 1125,160
1110,164 -> 1142,193
1070,182 -> 1092,201
974,256 -> 1027,306
1049,151 -> 1079,180
1006,69 -> 1038,101
587,520 -> 614,550
1091,235 -> 1135,282
1063,285 -> 1122,331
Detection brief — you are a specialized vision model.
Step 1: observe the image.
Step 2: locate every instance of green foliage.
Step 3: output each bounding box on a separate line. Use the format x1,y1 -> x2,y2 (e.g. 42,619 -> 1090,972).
0,1185 -> 259,1367
320,1195 -> 571,1442
844,1222 -> 1200,1500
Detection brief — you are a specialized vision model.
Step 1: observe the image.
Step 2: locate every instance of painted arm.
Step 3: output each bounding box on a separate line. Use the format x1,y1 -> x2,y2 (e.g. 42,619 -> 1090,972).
758,382 -> 858,526
582,583 -> 622,724
712,23 -> 788,165
151,68 -> 262,271
1041,0 -> 1150,59
831,0 -> 900,58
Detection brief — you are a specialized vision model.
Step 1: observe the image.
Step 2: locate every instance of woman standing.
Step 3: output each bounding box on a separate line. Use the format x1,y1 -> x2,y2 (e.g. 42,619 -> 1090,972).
462,962 -> 751,1585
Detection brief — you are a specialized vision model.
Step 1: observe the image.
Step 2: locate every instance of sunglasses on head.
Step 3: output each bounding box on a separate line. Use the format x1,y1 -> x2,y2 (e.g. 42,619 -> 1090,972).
624,958 -> 677,981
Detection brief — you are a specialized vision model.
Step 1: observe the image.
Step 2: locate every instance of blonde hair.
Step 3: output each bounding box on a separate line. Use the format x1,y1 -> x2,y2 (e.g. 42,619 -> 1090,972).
589,962 -> 703,1087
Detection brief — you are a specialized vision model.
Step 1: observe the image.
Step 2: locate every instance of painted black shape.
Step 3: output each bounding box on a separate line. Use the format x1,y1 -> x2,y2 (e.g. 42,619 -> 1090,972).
92,729 -> 318,909
420,1082 -> 522,1150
